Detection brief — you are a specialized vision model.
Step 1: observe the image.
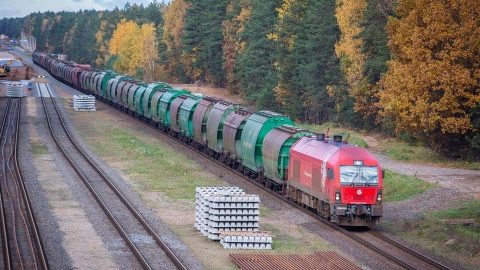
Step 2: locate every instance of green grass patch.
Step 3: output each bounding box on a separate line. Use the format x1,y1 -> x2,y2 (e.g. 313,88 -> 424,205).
84,123 -> 224,201
30,142 -> 48,155
299,122 -> 368,147
431,200 -> 480,221
259,205 -> 273,218
262,224 -> 329,252
382,170 -> 437,202
383,200 -> 480,270
379,139 -> 480,170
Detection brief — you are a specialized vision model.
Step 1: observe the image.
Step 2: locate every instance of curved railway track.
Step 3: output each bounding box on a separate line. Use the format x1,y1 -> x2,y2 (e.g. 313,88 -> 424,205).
85,91 -> 454,270
17,49 -> 454,270
0,98 -> 48,270
37,83 -> 188,270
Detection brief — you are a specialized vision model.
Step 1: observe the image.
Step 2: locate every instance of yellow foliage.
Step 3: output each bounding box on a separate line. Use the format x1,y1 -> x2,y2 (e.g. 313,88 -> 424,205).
162,0 -> 188,82
108,20 -> 158,80
335,0 -> 369,115
163,0 -> 187,52
379,0 -> 480,137
222,1 -> 252,93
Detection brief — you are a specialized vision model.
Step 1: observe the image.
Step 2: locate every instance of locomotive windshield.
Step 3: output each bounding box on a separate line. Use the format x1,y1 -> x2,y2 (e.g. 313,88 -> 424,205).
340,166 -> 379,186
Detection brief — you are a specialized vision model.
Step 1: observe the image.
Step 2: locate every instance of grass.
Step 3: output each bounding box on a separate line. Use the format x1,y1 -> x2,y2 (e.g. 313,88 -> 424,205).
83,122 -> 224,201
383,200 -> 480,270
300,122 -> 480,170
378,139 -> 480,170
382,169 -> 437,202
299,122 -> 368,147
262,224 -> 329,252
73,116 -> 334,259
30,141 -> 48,155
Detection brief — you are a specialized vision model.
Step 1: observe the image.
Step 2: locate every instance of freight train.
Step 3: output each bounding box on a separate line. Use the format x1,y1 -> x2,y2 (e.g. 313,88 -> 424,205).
32,52 -> 383,226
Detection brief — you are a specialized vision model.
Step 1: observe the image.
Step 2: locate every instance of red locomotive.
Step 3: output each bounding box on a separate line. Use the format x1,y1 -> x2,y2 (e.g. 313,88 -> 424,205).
286,134 -> 383,226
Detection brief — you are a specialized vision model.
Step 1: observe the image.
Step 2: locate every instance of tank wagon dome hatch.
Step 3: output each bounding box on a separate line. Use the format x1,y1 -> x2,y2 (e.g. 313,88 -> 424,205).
240,111 -> 294,172
158,89 -> 190,126
192,96 -> 222,145
223,109 -> 252,158
262,125 -> 313,183
206,101 -> 239,152
179,94 -> 202,136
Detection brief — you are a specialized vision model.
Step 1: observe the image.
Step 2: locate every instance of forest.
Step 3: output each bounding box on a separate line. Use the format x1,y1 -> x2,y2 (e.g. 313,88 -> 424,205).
0,0 -> 479,158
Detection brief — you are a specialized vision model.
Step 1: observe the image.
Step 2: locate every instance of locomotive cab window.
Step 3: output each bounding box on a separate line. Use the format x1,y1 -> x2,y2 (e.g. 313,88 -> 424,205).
340,166 -> 378,186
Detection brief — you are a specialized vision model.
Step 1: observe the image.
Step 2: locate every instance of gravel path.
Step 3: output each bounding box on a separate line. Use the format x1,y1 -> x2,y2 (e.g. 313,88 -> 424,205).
376,154 -> 480,199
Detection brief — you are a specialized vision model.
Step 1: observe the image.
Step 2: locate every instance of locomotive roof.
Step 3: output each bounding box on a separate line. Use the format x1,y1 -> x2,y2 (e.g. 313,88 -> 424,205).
291,136 -> 379,166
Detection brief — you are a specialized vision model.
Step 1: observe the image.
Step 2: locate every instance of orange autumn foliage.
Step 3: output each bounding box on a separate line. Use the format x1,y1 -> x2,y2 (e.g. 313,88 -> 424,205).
379,0 -> 480,141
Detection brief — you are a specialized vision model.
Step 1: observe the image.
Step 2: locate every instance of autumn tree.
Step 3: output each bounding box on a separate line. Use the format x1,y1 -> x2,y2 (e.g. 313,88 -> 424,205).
379,0 -> 480,155
139,23 -> 158,81
334,0 -> 369,126
108,19 -> 159,80
162,0 -> 188,82
222,0 -> 251,94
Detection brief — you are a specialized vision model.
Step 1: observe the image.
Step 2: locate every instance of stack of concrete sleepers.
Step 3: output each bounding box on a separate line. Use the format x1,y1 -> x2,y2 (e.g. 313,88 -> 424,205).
73,95 -> 96,111
195,186 -> 245,238
6,83 -> 25,97
195,186 -> 263,247
220,231 -> 273,249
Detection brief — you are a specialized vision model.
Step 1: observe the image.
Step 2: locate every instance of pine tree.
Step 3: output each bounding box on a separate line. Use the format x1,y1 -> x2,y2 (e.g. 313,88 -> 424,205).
236,0 -> 281,110
183,0 -> 230,86
272,0 -> 308,119
356,0 -> 393,127
292,0 -> 343,123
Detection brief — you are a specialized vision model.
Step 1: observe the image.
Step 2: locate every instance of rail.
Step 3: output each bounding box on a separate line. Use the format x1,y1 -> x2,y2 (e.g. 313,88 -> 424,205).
0,98 -> 49,270
87,92 -> 453,270
37,83 -> 187,270
22,49 -> 453,270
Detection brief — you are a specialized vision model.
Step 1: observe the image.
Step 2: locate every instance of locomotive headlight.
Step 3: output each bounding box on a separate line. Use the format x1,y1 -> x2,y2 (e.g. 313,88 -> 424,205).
377,192 -> 382,202
335,192 -> 341,202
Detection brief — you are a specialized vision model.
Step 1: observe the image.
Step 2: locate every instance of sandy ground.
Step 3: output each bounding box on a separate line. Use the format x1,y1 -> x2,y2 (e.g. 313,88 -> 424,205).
172,84 -> 244,105
25,97 -> 118,269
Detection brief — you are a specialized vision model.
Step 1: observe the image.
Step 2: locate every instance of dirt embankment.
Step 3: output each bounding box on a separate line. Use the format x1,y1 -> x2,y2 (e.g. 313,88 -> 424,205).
172,84 -> 244,104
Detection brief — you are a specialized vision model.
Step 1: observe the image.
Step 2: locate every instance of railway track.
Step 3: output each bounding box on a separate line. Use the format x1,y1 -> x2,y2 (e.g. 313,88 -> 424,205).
78,94 -> 452,269
37,83 -> 188,270
18,49 -> 454,270
0,98 -> 48,270
84,92 -> 454,270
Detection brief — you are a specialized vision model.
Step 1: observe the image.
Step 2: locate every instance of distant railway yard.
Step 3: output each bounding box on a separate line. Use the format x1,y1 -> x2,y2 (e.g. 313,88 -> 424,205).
0,47 -> 478,270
